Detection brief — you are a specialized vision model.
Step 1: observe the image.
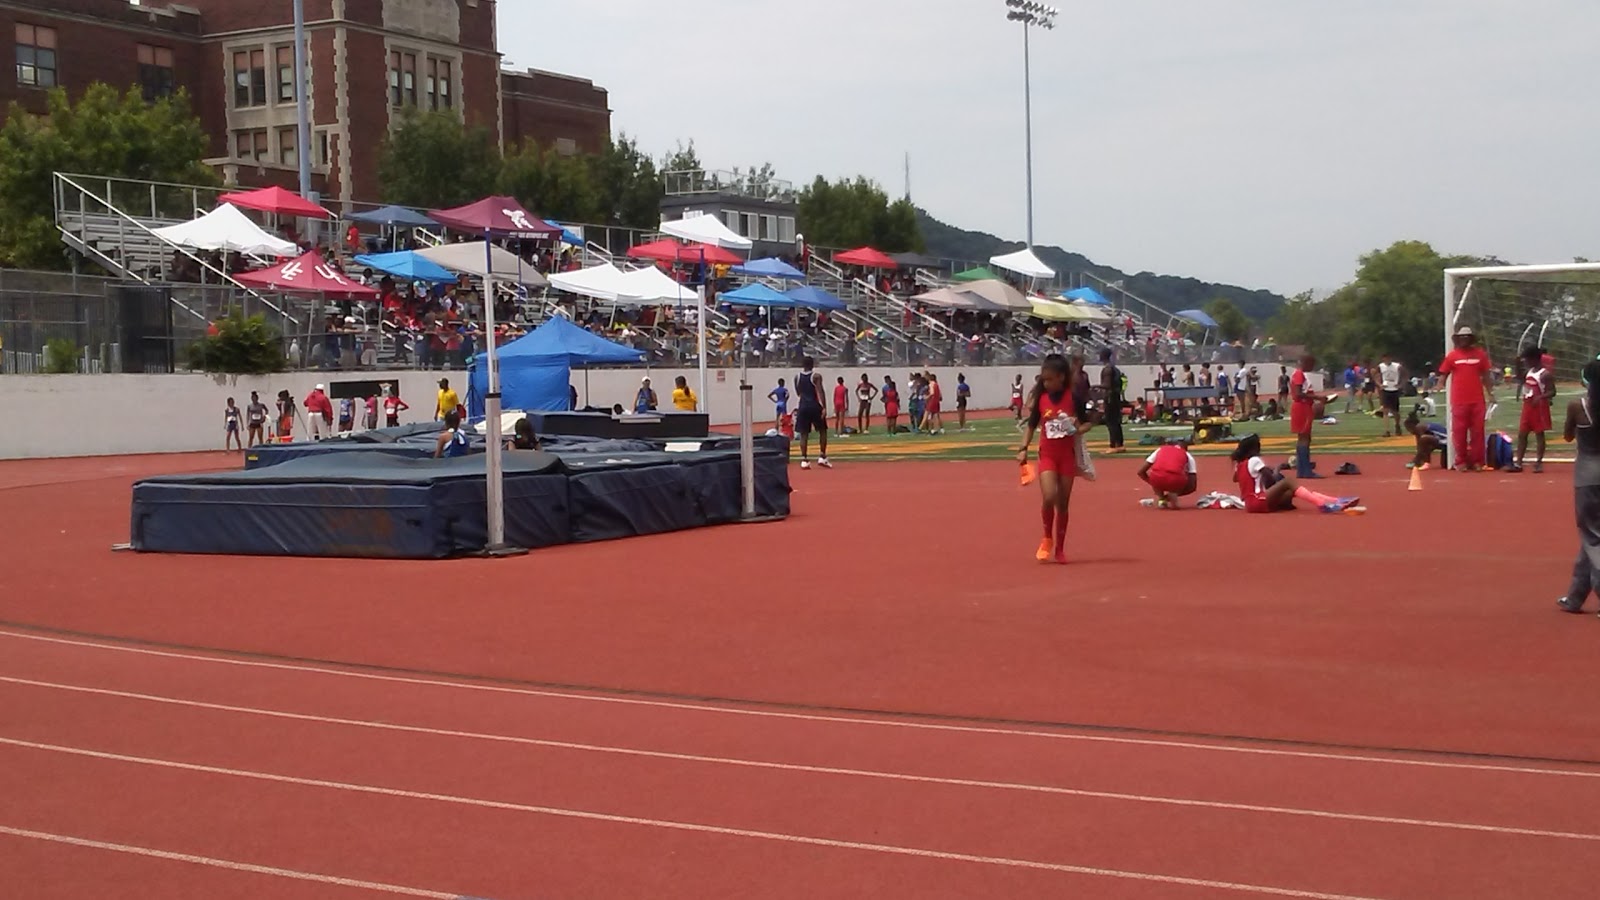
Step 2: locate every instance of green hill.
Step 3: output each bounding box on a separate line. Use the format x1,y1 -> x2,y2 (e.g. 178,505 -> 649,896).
916,209 -> 1288,322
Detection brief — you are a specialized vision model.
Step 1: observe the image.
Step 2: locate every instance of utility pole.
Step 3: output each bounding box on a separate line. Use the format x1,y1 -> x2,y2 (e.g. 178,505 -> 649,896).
292,0 -> 313,200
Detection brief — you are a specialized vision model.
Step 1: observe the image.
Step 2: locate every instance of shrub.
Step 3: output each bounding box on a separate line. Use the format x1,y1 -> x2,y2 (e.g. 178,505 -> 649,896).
43,337 -> 79,373
187,311 -> 284,374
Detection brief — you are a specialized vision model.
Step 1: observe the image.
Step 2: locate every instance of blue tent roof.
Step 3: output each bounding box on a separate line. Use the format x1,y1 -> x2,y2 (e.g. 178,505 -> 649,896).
722,283 -> 798,308
782,285 -> 848,311
1175,309 -> 1219,328
347,205 -> 438,227
732,257 -> 805,280
354,250 -> 458,284
477,315 -> 644,366
1062,287 -> 1109,306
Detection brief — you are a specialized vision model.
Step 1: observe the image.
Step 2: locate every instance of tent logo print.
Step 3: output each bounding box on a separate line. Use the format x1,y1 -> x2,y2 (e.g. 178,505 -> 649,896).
503,209 -> 534,230
280,262 -> 304,281
314,265 -> 347,285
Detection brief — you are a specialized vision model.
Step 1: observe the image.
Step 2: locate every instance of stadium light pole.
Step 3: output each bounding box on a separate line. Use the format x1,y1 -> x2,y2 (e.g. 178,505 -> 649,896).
1004,0 -> 1057,247
291,0 -> 312,200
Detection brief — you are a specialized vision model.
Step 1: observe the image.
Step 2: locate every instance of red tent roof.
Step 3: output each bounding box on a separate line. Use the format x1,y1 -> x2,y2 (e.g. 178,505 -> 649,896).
833,246 -> 898,269
428,196 -> 562,237
216,185 -> 332,219
234,249 -> 379,300
626,239 -> 742,266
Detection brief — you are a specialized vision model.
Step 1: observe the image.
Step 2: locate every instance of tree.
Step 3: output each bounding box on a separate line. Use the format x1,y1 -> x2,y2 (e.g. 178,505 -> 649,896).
588,133 -> 661,229
1203,297 -> 1252,342
376,109 -> 500,209
497,142 -> 600,224
0,83 -> 214,269
797,176 -> 924,252
659,139 -> 701,174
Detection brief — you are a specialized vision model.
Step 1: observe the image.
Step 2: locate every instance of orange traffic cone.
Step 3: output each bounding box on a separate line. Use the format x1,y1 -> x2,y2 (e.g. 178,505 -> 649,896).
1408,467 -> 1423,492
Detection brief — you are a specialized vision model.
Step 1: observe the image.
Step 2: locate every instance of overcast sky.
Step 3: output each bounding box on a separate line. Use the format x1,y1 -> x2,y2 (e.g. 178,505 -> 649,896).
499,0 -> 1596,295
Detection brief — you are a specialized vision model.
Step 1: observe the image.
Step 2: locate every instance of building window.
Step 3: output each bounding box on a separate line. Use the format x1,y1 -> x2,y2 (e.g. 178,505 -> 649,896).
136,44 -> 175,101
389,50 -> 418,107
425,57 -> 437,109
233,49 -> 266,107
278,127 -> 298,167
741,212 -> 759,238
760,214 -> 778,242
275,46 -> 295,104
723,211 -> 739,234
316,130 -> 329,168
778,216 -> 796,243
437,59 -> 452,108
234,129 -> 269,161
15,24 -> 57,88
554,137 -> 577,156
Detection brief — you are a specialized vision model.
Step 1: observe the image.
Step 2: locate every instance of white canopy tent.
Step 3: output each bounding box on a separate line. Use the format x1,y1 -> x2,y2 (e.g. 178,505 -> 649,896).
989,247 -> 1055,280
659,214 -> 754,251
547,262 -> 637,303
953,278 -> 1031,312
151,204 -> 298,256
616,266 -> 699,305
415,242 -> 549,287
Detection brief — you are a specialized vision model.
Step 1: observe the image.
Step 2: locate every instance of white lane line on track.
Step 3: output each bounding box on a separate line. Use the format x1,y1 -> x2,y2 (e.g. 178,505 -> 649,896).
0,825 -> 462,898
1,628 -> 1593,780
0,736 -> 1393,900
5,674 -> 1594,844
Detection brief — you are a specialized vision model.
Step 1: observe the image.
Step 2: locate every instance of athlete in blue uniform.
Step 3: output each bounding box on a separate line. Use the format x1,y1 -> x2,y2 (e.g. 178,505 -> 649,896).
768,378 -> 790,430
434,410 -> 471,459
793,357 -> 831,470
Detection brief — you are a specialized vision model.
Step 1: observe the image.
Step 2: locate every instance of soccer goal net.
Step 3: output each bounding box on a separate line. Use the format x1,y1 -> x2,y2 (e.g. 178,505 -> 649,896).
1444,262 -> 1600,463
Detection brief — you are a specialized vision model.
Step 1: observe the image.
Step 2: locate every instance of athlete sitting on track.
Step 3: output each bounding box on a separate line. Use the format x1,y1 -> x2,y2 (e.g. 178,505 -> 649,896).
1232,433 -> 1361,515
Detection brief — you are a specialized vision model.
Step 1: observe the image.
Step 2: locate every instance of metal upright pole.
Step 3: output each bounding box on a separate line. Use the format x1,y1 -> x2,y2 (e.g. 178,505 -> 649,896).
481,234 -> 520,555
292,0 -> 312,200
1022,22 -> 1035,247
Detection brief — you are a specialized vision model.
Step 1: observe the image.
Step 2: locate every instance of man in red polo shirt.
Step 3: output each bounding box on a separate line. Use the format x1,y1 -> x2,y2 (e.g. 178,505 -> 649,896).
1439,326 -> 1493,471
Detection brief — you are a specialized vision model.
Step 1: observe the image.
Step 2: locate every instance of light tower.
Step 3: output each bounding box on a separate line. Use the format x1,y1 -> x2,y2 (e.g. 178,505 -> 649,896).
1003,0 -> 1057,247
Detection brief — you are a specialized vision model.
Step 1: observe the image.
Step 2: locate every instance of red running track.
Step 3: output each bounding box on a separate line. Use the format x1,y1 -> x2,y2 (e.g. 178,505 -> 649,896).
2,451 -> 1599,896
3,627 -> 1600,899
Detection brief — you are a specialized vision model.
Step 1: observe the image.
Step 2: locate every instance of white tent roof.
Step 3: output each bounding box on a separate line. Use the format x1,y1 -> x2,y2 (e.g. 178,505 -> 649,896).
547,263 -> 636,303
415,242 -> 549,287
989,247 -> 1055,280
151,204 -> 298,257
660,214 -> 753,251
954,278 -> 1031,311
616,265 -> 699,305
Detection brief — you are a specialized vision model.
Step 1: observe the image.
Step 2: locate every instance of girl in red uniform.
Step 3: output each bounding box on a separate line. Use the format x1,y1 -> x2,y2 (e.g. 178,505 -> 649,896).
1513,346 -> 1555,473
1017,355 -> 1082,563
1232,433 -> 1361,514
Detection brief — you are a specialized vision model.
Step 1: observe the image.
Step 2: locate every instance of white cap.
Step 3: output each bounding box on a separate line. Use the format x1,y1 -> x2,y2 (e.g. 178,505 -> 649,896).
1454,326 -> 1474,337
641,376 -> 650,382
315,383 -> 324,390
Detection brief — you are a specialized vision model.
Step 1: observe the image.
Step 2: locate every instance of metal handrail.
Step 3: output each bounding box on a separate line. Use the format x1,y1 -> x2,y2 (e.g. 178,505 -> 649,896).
54,173 -> 299,326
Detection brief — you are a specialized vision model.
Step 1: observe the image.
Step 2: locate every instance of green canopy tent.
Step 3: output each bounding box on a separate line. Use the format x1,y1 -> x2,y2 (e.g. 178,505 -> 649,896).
951,266 -> 1001,283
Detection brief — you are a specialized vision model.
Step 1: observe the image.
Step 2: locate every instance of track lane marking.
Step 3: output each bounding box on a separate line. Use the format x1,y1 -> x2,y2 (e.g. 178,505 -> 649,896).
0,736 -> 1396,900
2,628 -> 1595,779
4,674 -> 1593,843
0,825 -> 463,898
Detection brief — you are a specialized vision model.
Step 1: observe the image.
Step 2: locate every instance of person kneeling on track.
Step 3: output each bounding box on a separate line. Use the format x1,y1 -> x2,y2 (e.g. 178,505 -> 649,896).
1139,438 -> 1198,509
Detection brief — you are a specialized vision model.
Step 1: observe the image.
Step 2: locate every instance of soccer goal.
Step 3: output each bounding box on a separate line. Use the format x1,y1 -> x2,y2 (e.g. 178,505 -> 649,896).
1443,262 -> 1600,463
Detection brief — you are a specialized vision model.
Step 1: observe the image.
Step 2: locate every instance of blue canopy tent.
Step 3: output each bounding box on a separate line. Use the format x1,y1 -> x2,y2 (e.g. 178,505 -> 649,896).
1175,309 -> 1219,328
782,285 -> 848,311
1062,286 -> 1110,306
467,316 -> 644,417
732,257 -> 805,280
353,250 -> 458,284
721,283 -> 799,309
347,205 -> 438,227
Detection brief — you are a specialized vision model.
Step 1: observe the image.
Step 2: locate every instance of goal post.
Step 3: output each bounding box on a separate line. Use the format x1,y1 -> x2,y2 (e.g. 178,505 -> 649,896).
1442,262 -> 1600,464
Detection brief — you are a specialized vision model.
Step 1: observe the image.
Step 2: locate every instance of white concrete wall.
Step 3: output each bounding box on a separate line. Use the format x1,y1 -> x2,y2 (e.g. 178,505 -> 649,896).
0,362 -> 1318,459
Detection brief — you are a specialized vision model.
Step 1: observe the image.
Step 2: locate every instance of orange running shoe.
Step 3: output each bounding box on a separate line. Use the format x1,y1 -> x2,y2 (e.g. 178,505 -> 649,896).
1036,538 -> 1051,562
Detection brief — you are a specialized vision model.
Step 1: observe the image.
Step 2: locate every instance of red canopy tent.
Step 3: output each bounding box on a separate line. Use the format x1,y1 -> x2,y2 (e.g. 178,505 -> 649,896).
626,239 -> 741,266
216,185 -> 333,219
833,246 -> 898,269
428,196 -> 562,238
234,249 -> 378,300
